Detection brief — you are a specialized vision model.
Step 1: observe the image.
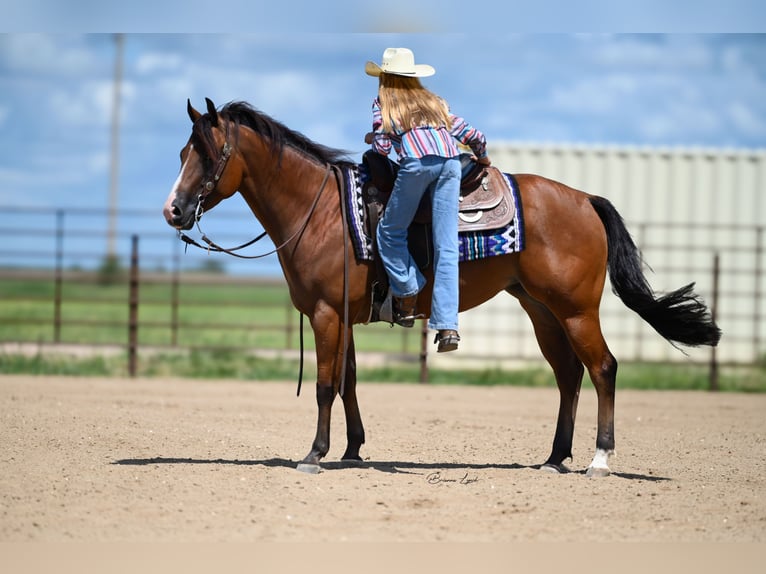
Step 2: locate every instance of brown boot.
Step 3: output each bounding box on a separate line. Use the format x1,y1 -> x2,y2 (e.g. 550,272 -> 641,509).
392,294 -> 418,328
434,329 -> 460,353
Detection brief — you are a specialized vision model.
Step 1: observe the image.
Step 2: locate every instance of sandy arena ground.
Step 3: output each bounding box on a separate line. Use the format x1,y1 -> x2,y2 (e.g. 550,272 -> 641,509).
1,374 -> 764,544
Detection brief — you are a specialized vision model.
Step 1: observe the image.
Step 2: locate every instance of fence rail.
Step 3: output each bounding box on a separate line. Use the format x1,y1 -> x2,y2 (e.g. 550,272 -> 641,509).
0,206 -> 422,375
0,207 -> 763,383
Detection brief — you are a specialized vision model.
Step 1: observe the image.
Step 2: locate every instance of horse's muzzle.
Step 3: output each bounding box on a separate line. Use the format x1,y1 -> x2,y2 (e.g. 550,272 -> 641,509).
163,201 -> 195,230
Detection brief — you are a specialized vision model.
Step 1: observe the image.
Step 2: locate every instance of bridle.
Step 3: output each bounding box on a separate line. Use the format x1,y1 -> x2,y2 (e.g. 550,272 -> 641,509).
174,115 -> 351,398
193,120 -> 233,224
177,120 -> 333,261
194,141 -> 232,223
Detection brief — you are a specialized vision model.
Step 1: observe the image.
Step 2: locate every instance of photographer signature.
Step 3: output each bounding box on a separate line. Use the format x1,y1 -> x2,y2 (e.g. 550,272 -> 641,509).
426,471 -> 479,485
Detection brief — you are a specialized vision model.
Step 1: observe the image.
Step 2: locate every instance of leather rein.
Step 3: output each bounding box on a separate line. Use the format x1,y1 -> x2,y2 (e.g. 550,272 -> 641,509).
177,132 -> 333,260
175,125 -> 351,398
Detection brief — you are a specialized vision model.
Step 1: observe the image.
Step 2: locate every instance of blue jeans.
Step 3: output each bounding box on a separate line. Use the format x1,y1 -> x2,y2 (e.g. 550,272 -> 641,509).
376,155 -> 461,331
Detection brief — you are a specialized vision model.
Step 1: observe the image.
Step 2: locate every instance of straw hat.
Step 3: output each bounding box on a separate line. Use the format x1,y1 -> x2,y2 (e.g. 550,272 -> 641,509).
365,47 -> 435,78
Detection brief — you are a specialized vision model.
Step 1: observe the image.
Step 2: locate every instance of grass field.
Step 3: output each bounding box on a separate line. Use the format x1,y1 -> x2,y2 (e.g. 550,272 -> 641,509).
1,348 -> 764,392
0,273 -> 419,353
2,272 -> 764,392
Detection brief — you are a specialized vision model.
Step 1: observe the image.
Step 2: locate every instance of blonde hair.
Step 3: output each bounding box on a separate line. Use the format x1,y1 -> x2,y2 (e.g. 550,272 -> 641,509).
377,73 -> 452,134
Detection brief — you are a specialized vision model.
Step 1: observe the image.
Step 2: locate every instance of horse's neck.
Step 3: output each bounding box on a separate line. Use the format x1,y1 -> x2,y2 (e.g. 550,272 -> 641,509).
239,142 -> 335,254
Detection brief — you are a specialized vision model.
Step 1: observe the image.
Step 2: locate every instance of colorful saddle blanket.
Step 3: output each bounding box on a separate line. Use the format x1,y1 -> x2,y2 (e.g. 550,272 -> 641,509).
341,161 -> 525,263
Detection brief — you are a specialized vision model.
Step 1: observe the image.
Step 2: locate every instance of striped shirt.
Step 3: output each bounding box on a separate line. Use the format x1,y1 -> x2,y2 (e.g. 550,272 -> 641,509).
370,97 -> 488,161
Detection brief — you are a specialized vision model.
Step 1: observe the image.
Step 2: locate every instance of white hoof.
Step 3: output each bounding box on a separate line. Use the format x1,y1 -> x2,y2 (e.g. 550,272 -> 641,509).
586,465 -> 611,478
586,447 -> 614,477
296,462 -> 322,474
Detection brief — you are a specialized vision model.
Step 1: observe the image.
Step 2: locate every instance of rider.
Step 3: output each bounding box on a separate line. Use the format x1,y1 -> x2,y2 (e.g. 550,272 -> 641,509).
364,47 -> 491,353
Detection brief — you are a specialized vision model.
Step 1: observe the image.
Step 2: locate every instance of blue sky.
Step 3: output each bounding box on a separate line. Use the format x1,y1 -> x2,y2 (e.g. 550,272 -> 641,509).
1,7 -> 765,272
2,33 -> 764,214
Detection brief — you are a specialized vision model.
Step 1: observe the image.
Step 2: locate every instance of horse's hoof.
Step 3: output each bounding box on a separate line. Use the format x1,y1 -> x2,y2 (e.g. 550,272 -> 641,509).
296,462 -> 322,474
586,466 -> 611,478
340,457 -> 365,468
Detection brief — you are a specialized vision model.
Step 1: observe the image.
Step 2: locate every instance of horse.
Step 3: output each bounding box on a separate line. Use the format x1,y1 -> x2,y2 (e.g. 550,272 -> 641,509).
163,98 -> 721,477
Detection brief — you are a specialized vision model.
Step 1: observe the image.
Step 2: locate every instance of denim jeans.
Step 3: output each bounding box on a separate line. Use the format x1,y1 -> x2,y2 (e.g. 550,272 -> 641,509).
376,155 -> 461,331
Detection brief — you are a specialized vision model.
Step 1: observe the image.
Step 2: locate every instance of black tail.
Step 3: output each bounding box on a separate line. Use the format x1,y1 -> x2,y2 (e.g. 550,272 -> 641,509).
589,195 -> 721,348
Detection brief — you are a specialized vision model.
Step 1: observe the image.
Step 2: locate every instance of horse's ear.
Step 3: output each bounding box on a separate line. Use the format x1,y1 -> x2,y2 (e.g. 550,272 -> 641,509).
205,97 -> 219,127
187,99 -> 201,123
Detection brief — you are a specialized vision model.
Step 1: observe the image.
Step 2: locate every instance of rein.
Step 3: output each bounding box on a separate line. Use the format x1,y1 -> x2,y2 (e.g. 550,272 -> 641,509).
178,162 -> 333,260
175,130 -> 350,397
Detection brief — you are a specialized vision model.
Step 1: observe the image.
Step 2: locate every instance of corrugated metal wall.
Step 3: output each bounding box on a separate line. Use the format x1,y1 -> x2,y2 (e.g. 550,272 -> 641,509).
431,144 -> 765,368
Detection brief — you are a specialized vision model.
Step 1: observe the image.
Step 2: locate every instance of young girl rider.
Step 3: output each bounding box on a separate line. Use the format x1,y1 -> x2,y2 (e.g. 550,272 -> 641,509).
364,47 -> 491,353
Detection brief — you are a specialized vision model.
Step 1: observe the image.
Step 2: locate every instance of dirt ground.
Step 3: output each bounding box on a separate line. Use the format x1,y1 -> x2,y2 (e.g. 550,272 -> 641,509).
1,374 -> 764,544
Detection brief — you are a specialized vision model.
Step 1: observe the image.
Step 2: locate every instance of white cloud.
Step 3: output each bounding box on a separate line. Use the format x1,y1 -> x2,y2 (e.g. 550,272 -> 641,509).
728,102 -> 766,138
48,82 -> 110,127
0,34 -> 100,76
134,51 -> 183,75
548,74 -> 641,114
0,146 -> 110,204
47,78 -> 137,129
130,60 -> 334,129
86,150 -> 111,175
639,103 -> 721,142
2,33 -> 765,219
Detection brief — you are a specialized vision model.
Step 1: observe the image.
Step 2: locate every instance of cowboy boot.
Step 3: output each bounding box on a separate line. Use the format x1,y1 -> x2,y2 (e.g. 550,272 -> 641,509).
392,294 -> 418,328
434,329 -> 460,353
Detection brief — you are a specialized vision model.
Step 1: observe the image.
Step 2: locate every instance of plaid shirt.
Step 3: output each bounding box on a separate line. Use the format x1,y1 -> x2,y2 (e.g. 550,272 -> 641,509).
370,97 -> 488,161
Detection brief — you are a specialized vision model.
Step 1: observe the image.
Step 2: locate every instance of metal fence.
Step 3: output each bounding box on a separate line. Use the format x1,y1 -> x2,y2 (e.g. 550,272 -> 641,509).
425,142 -> 766,373
0,206 -> 763,380
0,206 -> 422,374
437,221 -> 763,372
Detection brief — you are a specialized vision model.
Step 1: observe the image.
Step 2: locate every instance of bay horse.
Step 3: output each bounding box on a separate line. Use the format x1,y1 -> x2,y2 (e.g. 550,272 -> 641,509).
163,98 -> 720,477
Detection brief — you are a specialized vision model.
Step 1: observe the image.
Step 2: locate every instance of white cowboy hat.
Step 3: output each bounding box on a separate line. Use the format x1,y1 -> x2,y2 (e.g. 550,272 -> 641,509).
365,47 -> 435,78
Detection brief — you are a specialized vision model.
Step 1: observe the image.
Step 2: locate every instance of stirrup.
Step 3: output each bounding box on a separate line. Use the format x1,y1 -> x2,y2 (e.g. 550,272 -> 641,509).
434,329 -> 460,353
392,294 -> 418,328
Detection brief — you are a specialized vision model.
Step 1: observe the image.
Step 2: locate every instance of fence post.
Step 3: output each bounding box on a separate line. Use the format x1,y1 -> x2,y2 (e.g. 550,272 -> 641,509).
54,209 -> 64,343
128,235 -> 139,377
709,252 -> 720,392
286,297 -> 294,349
419,319 -> 429,383
754,227 -> 763,363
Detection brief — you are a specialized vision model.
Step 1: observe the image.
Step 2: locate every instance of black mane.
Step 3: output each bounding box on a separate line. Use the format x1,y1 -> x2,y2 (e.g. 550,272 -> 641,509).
217,101 -> 354,167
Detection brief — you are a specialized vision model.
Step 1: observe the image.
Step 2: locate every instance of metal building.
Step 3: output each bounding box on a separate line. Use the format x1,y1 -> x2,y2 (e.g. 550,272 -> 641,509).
431,143 -> 766,368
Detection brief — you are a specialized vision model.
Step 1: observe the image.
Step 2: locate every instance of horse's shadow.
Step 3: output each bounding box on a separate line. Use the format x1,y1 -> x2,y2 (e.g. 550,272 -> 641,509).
112,456 -> 669,482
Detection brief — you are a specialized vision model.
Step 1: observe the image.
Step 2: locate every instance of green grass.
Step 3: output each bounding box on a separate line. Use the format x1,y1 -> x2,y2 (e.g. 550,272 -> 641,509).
1,349 -> 763,392
2,273 -> 764,392
0,275 -> 418,353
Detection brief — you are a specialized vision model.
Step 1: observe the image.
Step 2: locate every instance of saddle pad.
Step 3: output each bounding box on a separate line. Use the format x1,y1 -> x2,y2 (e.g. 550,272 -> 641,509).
342,165 -> 525,263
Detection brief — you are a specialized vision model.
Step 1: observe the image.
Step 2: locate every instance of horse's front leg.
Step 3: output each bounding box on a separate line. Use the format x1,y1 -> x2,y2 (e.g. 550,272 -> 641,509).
296,381 -> 335,473
296,308 -> 348,474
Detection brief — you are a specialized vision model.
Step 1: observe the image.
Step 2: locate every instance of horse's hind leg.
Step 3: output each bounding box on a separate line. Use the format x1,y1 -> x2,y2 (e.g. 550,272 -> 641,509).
512,288 -> 585,473
560,311 -> 618,477
339,334 -> 366,464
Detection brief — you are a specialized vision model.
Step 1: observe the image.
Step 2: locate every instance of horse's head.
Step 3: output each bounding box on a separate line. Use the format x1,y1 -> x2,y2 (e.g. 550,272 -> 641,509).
163,98 -> 243,230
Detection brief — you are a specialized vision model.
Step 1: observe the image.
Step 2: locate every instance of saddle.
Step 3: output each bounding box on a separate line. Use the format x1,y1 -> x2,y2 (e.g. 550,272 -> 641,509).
361,151 -> 515,323
362,151 -> 515,233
